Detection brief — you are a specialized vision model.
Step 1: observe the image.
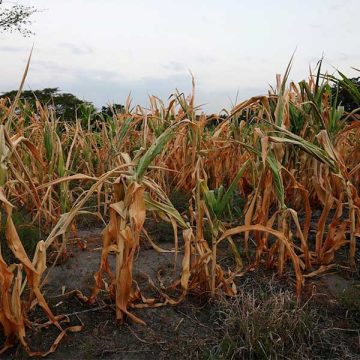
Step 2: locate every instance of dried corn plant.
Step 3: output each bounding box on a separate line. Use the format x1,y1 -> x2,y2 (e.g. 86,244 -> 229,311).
0,59 -> 359,355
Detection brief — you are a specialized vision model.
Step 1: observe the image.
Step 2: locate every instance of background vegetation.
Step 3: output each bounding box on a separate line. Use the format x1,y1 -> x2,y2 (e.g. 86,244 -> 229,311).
0,60 -> 359,357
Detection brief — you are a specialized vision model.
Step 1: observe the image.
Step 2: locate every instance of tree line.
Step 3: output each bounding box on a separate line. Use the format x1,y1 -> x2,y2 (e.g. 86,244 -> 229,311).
1,88 -> 125,122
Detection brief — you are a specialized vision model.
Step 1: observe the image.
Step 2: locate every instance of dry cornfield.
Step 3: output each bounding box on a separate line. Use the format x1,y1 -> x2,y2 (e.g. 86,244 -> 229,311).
0,58 -> 360,356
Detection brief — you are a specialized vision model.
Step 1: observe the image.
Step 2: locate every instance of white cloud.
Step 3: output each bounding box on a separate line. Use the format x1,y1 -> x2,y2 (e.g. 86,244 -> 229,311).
0,0 -> 359,112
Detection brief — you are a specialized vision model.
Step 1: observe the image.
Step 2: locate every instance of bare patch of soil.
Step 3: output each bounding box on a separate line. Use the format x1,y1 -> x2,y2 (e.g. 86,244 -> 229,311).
2,226 -> 215,359
1,221 -> 360,359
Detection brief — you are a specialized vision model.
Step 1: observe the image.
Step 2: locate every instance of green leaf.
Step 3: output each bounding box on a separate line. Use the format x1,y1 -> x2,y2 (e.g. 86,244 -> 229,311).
135,121 -> 185,181
267,123 -> 338,171
216,159 -> 250,216
267,153 -> 286,210
118,118 -> 133,143
144,192 -> 188,229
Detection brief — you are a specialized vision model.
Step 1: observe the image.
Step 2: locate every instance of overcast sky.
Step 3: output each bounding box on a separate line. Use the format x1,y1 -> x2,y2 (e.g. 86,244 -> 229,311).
1,0 -> 359,112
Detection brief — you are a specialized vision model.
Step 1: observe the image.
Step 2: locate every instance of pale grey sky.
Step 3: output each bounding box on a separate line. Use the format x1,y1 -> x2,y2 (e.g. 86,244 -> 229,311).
1,0 -> 359,112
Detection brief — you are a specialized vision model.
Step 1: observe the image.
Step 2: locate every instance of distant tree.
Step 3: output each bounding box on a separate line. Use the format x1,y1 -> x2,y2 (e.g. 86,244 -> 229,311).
0,2 -> 38,36
1,88 -> 95,121
100,104 -> 125,118
332,76 -> 360,113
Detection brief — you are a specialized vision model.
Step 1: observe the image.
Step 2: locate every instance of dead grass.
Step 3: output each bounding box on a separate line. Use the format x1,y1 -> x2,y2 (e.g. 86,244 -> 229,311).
196,276 -> 359,359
